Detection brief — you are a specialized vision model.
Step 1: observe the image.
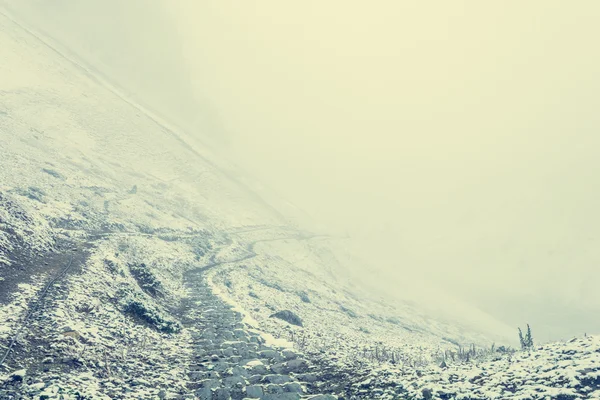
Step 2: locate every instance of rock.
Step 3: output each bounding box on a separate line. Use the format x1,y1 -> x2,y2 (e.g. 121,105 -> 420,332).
264,384 -> 285,394
9,369 -> 26,382
263,374 -> 292,384
259,350 -> 279,359
281,349 -> 299,360
228,366 -> 248,377
249,335 -> 264,344
233,329 -> 247,339
158,389 -> 167,399
213,388 -> 231,400
199,379 -> 222,389
296,373 -> 318,383
285,359 -> 308,373
29,382 -> 46,391
249,363 -> 269,375
212,361 -> 231,372
270,362 -> 286,374
283,382 -> 304,393
270,310 -> 303,327
60,325 -> 75,333
263,393 -> 302,400
264,393 -> 301,400
245,385 -> 263,398
422,388 -> 433,400
221,331 -> 234,340
223,375 -> 246,387
196,386 -> 214,399
245,359 -> 264,367
62,330 -> 83,342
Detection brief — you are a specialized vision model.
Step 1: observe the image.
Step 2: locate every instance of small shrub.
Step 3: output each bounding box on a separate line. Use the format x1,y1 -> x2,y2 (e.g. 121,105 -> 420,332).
297,291 -> 311,303
258,278 -> 285,292
15,186 -> 45,203
339,305 -> 358,318
518,324 -> 534,350
270,310 -> 303,327
368,314 -> 384,322
121,291 -> 180,334
128,263 -> 163,298
42,168 -> 65,180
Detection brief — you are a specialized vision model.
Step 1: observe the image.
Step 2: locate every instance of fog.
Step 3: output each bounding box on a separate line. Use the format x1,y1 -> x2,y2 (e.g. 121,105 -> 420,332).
6,0 -> 600,342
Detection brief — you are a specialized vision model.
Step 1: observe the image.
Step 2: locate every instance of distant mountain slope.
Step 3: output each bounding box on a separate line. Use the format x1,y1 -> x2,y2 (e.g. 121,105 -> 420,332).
1,0 -> 227,146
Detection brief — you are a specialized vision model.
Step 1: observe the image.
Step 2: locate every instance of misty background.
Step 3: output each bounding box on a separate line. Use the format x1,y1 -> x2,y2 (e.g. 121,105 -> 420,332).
3,0 -> 600,342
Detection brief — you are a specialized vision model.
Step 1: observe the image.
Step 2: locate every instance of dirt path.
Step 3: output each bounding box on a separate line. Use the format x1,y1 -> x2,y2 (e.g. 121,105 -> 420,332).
0,240 -> 93,373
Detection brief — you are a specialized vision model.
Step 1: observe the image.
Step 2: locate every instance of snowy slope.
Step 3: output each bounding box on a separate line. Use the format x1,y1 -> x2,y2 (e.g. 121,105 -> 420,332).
0,4 -> 513,347
1,6 -> 581,400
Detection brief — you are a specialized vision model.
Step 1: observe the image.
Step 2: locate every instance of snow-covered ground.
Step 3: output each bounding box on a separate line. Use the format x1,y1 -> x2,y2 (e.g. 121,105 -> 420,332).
1,6 -> 599,400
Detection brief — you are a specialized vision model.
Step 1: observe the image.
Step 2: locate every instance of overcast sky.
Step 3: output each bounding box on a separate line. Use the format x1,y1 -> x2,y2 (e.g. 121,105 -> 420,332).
6,0 -> 600,341
168,1 -> 600,341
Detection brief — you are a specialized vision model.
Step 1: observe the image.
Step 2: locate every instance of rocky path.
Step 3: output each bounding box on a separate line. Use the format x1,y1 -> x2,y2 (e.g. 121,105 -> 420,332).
181,266 -> 337,400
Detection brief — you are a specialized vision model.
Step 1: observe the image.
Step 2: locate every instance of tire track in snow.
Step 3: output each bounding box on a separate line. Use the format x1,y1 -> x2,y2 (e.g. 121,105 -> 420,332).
0,254 -> 74,368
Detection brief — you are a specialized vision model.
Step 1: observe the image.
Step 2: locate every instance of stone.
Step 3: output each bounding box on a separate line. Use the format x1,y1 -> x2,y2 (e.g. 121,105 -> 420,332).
296,373 -> 318,383
195,386 -> 213,400
245,359 -> 264,367
265,384 -> 285,394
422,388 -> 433,400
213,388 -> 231,400
249,363 -> 269,375
29,382 -> 46,391
228,366 -> 248,377
259,350 -> 279,359
9,369 -> 26,382
221,331 -> 235,340
245,385 -> 263,398
229,356 -> 243,364
264,393 -> 302,400
263,375 -> 292,384
199,379 -> 222,389
281,349 -> 299,360
223,375 -> 246,387
283,382 -> 303,393
233,329 -> 247,339
284,359 -> 308,373
270,363 -> 286,374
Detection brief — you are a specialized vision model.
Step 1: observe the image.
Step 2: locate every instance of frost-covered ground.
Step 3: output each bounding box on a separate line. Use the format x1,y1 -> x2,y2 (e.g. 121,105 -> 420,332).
1,6 -> 599,400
